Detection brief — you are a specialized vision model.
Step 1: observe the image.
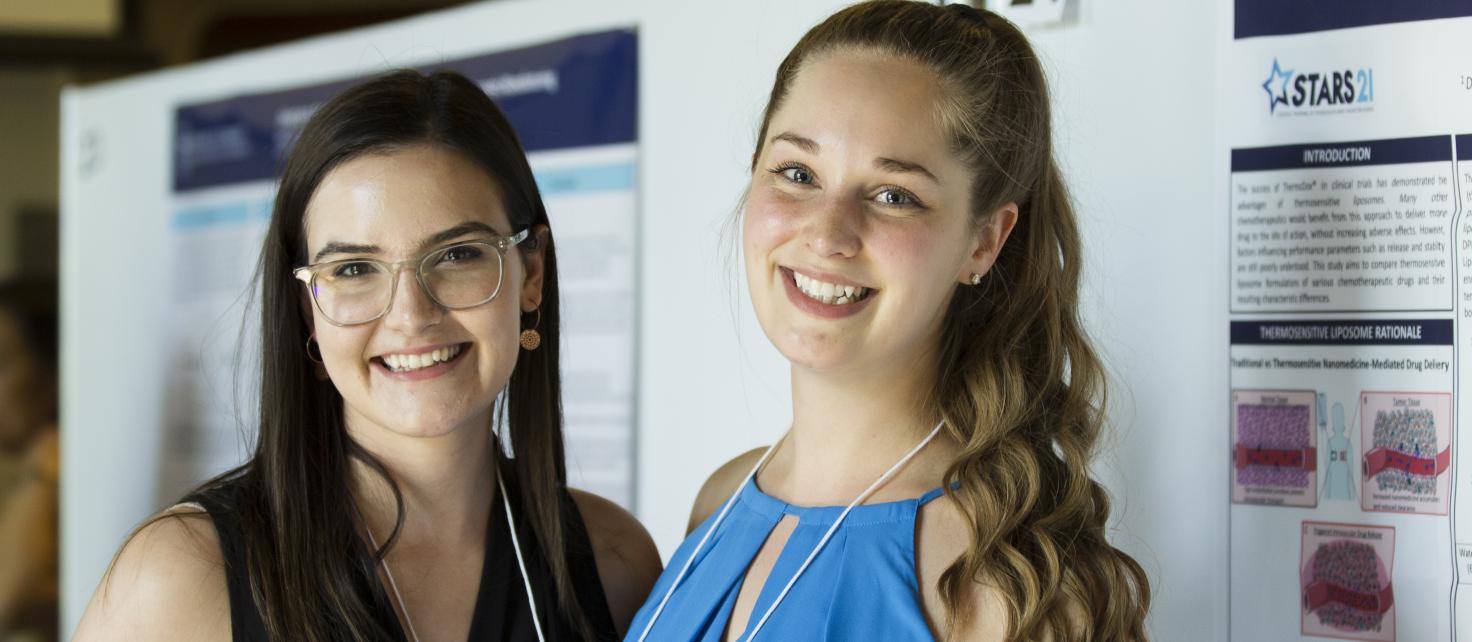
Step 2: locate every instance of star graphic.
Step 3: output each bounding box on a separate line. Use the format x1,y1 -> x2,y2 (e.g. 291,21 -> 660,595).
1262,58 -> 1293,114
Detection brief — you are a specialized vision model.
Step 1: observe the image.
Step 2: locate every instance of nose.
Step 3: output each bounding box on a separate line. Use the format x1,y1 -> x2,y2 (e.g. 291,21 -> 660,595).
382,264 -> 442,333
802,195 -> 862,259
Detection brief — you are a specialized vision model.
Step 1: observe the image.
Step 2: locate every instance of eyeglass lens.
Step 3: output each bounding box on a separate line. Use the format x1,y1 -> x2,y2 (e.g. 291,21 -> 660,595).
311,242 -> 504,324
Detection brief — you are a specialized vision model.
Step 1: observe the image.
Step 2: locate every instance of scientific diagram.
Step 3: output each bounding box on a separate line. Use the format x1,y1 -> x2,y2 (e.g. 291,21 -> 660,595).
1319,394 -> 1358,503
1359,392 -> 1452,515
1232,389 -> 1318,507
1300,521 -> 1395,641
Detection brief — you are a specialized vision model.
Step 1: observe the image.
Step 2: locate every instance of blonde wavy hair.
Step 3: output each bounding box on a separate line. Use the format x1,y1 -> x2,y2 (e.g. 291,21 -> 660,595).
749,2 -> 1151,639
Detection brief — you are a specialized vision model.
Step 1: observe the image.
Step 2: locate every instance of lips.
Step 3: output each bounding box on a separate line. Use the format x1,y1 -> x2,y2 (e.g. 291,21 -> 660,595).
791,270 -> 872,305
780,267 -> 877,319
381,344 -> 465,372
370,342 -> 471,378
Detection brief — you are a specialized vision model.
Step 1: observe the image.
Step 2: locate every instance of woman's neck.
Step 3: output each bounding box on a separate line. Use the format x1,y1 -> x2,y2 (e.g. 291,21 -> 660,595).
770,353 -> 956,505
346,413 -> 497,547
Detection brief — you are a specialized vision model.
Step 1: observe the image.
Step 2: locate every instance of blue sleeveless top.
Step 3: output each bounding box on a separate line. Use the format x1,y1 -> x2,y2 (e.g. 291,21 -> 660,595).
626,478 -> 946,641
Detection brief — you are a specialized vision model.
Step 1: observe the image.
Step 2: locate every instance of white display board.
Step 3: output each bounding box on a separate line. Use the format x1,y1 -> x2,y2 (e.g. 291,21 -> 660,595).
60,0 -> 1220,639
1221,3 -> 1472,640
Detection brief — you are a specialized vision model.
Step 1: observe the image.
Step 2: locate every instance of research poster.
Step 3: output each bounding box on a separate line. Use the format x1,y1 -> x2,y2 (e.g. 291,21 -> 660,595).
1225,3 -> 1472,640
165,30 -> 639,508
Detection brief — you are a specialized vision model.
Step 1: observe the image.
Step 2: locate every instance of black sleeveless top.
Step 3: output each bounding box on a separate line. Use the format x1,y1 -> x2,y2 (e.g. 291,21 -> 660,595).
188,478 -> 617,641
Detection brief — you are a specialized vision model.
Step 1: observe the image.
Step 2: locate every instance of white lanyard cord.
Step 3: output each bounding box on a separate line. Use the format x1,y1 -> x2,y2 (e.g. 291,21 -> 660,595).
743,420 -> 943,641
636,420 -> 945,642
365,471 -> 548,642
366,524 -> 421,642
497,468 -> 550,642
633,433 -> 786,642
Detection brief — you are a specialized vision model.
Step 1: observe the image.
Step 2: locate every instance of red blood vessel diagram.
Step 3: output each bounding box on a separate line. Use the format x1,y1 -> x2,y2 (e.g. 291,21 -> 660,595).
1301,521 -> 1396,641
1359,392 -> 1452,515
1232,389 -> 1318,507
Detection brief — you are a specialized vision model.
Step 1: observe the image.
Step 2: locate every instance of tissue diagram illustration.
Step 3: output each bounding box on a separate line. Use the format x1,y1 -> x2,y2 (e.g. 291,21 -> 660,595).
1359,392 -> 1451,515
1301,522 -> 1395,642
1233,389 -> 1317,507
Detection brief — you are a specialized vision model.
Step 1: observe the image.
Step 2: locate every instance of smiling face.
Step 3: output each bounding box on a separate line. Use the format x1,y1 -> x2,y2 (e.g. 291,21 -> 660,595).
744,50 -> 1014,377
301,143 -> 542,440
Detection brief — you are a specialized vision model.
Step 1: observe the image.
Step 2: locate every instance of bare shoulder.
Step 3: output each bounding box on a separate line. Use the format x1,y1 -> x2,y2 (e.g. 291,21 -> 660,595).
73,505 -> 231,641
915,496 -> 1091,641
568,489 -> 662,637
687,447 -> 766,534
915,494 -> 1002,641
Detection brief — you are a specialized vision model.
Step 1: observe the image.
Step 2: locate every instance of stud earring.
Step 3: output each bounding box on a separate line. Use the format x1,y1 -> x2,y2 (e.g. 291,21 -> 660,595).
520,308 -> 542,351
970,273 -> 982,285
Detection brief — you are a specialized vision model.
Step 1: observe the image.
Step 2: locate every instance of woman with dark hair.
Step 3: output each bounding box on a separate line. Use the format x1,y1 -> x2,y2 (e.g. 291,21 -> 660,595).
75,70 -> 660,641
629,2 -> 1149,641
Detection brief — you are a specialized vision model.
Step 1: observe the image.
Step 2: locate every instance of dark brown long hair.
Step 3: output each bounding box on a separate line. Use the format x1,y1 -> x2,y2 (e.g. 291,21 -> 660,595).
184,69 -> 586,640
750,3 -> 1150,640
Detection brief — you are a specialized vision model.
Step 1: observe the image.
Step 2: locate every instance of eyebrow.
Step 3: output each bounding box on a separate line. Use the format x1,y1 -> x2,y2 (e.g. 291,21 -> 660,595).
875,157 -> 939,184
312,221 -> 505,263
770,131 -> 939,184
770,132 -> 819,154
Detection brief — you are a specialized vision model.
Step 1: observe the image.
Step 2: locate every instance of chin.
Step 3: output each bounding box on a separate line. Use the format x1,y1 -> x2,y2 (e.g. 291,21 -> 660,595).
382,409 -> 481,439
768,325 -> 858,372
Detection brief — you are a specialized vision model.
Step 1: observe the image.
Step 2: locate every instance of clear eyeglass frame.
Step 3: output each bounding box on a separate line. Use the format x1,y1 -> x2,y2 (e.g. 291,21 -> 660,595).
293,228 -> 529,327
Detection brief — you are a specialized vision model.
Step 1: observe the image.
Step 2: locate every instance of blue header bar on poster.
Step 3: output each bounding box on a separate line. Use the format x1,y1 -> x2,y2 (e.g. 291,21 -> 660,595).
1231,136 -> 1449,172
1235,0 -> 1472,39
1457,134 -> 1472,162
1230,320 -> 1452,346
174,29 -> 637,192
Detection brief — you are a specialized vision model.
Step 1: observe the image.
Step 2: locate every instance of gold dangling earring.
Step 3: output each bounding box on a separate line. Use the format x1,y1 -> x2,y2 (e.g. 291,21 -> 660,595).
520,308 -> 542,351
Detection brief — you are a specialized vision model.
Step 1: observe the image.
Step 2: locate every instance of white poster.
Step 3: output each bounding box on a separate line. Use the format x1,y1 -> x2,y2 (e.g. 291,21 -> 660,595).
1224,3 -> 1472,640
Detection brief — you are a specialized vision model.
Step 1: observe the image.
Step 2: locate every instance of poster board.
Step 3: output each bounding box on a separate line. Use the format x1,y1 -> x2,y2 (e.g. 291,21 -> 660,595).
1222,3 -> 1472,639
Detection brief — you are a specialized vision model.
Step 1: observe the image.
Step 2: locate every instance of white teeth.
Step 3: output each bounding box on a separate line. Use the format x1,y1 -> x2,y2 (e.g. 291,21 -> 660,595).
382,344 -> 463,373
791,270 -> 869,305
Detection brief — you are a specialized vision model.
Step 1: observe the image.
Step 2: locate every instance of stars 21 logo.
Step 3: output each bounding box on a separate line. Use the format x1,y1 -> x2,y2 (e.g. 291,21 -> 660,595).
1261,57 -> 1375,115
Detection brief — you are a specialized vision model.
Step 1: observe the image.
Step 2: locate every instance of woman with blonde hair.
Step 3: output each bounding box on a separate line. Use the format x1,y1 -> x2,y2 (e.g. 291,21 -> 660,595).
629,2 -> 1149,640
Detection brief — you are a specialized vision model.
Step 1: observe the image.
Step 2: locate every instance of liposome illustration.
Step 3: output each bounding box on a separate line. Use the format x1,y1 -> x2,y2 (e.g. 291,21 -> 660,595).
1369,407 -> 1437,495
1237,402 -> 1313,488
1305,539 -> 1393,634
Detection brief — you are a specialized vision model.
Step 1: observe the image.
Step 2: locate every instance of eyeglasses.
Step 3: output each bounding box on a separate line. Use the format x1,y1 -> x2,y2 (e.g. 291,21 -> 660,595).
294,229 -> 529,326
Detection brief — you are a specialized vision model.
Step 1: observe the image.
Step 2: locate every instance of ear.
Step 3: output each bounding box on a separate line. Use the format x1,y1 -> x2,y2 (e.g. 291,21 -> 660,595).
961,202 -> 1019,283
519,224 -> 551,313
